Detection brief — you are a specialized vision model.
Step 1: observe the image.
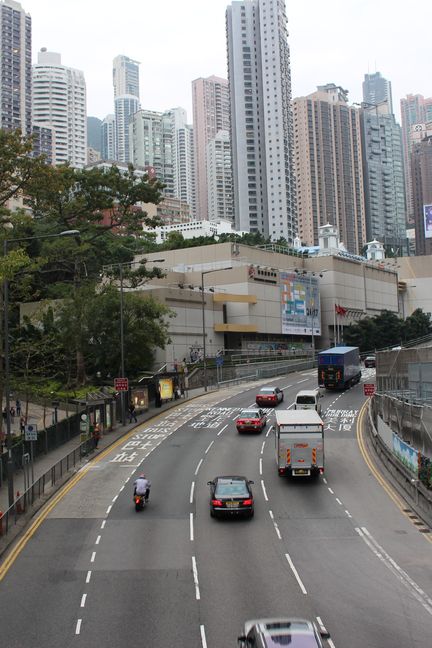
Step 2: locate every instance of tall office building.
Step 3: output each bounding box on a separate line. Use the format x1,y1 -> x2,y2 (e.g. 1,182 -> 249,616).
362,72 -> 393,114
0,0 -> 31,134
401,94 -> 432,223
101,114 -> 115,160
207,130 -> 233,222
360,103 -> 406,252
226,0 -> 296,241
32,48 -> 87,168
113,55 -> 140,98
114,94 -> 140,163
411,132 -> 432,256
192,75 -> 230,220
293,84 -> 366,255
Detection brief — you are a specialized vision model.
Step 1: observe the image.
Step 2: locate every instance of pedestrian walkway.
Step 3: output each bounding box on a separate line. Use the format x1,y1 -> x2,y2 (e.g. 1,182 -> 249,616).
0,388 -> 206,514
1,398 -> 67,437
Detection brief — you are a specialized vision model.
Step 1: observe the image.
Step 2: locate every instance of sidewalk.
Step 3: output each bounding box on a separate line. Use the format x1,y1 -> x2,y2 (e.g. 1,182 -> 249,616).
0,388 -> 206,513
1,398 -> 67,437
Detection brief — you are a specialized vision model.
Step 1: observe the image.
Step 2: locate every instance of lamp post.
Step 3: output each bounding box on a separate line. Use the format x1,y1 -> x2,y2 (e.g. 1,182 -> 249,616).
2,229 -> 80,508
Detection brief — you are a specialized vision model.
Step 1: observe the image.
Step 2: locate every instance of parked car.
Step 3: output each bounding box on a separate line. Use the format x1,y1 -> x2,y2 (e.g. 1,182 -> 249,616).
256,386 -> 284,407
207,476 -> 254,518
364,355 -> 376,368
236,408 -> 267,433
238,618 -> 330,648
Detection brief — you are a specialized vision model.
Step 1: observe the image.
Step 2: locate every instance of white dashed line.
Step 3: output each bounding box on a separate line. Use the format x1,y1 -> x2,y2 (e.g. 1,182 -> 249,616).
95,535 -> 101,545
106,505 -> 112,515
297,378 -> 308,384
266,425 -> 273,437
328,487 -> 334,495
269,510 -> 274,520
190,513 -> 194,541
80,594 -> 87,608
192,556 -> 201,600
205,440 -> 214,454
86,571 -> 92,584
285,553 -> 307,594
259,458 -> 263,475
190,481 -> 195,504
200,624 -> 208,648
75,619 -> 82,635
91,552 -> 96,563
100,520 -> 106,529
345,510 -> 352,518
261,480 -> 269,501
322,477 -> 328,484
231,414 -> 238,421
195,459 -> 203,475
217,423 -> 228,436
336,498 -> 343,506
260,441 -> 266,455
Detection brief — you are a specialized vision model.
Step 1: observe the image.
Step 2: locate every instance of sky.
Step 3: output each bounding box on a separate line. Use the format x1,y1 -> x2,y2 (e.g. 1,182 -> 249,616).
23,0 -> 430,123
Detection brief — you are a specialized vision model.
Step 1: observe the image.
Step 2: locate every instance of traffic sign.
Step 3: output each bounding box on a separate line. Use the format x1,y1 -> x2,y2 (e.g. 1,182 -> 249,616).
24,424 -> 38,441
364,383 -> 375,396
114,377 -> 129,391
216,356 -> 224,367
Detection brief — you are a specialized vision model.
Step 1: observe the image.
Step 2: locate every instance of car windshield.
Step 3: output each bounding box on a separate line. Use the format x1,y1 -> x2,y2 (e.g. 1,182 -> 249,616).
240,410 -> 259,418
296,396 -> 315,405
260,388 -> 275,393
266,635 -> 319,647
366,357 -> 375,361
215,479 -> 249,497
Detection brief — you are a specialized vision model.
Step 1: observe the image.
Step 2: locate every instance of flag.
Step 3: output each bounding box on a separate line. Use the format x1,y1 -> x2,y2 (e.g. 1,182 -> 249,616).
335,304 -> 347,316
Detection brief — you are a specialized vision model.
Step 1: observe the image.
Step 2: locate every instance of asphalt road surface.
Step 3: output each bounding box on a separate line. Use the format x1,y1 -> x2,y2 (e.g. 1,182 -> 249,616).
1,368 -> 431,648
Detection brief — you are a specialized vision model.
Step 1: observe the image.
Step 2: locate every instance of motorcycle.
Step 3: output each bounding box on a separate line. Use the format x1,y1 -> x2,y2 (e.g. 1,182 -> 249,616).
134,492 -> 148,511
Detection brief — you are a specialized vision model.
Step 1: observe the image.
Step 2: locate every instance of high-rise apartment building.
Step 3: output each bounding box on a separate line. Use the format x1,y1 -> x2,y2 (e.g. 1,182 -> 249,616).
113,55 -> 140,98
207,130 -> 233,222
0,0 -> 31,134
293,84 -> 366,255
114,94 -> 140,163
359,103 -> 406,252
101,114 -> 115,160
411,132 -> 432,256
362,72 -> 393,114
401,94 -> 432,223
226,0 -> 296,241
192,75 -> 230,220
169,107 -> 195,212
32,48 -> 87,168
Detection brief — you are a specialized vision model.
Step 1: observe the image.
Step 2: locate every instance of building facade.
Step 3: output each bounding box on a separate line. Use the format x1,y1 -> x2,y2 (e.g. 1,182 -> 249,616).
411,133 -> 432,256
207,130 -> 233,222
114,94 -> 139,163
31,123 -> 53,163
226,0 -> 296,242
401,94 -> 432,224
113,55 -> 140,99
32,48 -> 87,168
101,114 -> 115,160
169,107 -> 195,212
293,84 -> 366,255
0,0 -> 31,135
362,72 -> 393,114
192,75 -> 230,220
129,109 -> 174,194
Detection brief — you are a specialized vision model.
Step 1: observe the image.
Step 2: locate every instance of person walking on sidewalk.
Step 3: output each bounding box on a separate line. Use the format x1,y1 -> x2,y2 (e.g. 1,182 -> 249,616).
16,399 -> 21,416
128,402 -> 137,423
92,423 -> 101,448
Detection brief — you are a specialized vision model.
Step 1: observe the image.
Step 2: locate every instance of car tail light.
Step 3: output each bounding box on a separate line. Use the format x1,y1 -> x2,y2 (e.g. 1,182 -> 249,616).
212,499 -> 223,507
237,420 -> 244,425
242,499 -> 253,506
278,468 -> 286,476
319,468 -> 324,474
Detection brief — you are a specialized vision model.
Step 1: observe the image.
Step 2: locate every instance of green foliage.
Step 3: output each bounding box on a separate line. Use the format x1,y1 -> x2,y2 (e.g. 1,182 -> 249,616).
402,308 -> 432,341
344,309 -> 431,352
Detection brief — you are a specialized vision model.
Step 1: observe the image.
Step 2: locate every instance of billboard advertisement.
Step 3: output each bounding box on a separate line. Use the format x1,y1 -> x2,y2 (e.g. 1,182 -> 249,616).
280,272 -> 321,336
424,205 -> 432,239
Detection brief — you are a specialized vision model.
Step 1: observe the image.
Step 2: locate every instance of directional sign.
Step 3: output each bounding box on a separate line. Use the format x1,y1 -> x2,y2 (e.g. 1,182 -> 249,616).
24,424 -> 38,441
364,383 -> 375,397
114,377 -> 129,391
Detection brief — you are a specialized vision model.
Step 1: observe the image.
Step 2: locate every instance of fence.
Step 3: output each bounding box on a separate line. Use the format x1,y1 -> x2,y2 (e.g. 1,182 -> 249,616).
376,347 -> 432,404
0,437 -> 95,540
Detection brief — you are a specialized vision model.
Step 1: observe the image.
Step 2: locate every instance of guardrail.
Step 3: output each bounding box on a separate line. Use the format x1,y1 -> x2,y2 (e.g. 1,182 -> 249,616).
0,438 -> 95,540
216,359 -> 315,388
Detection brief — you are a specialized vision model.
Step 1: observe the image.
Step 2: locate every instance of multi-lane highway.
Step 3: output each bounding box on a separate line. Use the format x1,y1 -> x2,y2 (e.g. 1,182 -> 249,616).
1,368 -> 431,647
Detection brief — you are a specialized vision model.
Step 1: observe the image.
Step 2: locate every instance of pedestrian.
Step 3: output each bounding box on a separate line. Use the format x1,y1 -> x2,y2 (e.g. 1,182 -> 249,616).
155,384 -> 162,408
128,401 -> 137,423
15,399 -> 21,416
20,416 -> 26,434
10,406 -> 15,423
92,423 -> 101,449
2,407 -> 7,426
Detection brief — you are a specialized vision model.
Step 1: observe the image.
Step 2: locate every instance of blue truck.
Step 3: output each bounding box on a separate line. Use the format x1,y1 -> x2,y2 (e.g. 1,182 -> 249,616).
318,346 -> 361,390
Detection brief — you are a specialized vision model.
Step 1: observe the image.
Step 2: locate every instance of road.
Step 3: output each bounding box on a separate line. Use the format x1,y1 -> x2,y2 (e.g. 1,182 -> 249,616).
0,368 -> 431,647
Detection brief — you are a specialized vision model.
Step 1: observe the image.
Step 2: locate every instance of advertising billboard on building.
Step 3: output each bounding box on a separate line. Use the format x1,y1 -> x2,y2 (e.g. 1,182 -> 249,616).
280,272 -> 321,336
424,204 -> 432,239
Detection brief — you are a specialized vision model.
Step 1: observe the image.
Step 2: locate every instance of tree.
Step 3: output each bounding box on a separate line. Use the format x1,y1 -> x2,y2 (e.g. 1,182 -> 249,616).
344,310 -> 403,351
403,308 -> 432,342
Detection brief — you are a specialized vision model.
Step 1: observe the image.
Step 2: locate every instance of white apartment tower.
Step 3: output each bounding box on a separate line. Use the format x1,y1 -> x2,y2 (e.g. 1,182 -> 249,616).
169,107 -> 195,213
226,0 -> 296,241
192,75 -> 230,220
113,55 -> 140,98
101,113 -> 115,160
32,48 -> 86,167
207,130 -> 233,221
115,94 -> 140,163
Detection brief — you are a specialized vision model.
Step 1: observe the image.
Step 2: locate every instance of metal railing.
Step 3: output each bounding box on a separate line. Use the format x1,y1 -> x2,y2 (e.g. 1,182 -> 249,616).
0,438 -> 95,540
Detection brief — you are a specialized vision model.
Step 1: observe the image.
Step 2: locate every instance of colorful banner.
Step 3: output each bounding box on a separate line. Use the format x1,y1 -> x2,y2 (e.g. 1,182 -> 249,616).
424,204 -> 432,239
392,433 -> 419,474
280,271 -> 321,336
159,378 -> 173,400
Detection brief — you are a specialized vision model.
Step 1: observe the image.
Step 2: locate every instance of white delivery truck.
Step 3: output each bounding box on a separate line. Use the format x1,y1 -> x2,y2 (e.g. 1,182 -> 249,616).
294,388 -> 322,415
275,410 -> 324,478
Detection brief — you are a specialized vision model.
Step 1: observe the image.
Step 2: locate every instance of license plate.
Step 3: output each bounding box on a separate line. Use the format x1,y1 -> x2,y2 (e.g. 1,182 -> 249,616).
293,469 -> 310,476
226,501 -> 239,508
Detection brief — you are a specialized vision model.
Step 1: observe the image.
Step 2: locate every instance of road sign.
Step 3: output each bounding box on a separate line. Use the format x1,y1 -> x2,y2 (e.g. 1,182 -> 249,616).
24,424 -> 38,441
364,383 -> 375,396
114,377 -> 129,391
216,356 -> 224,367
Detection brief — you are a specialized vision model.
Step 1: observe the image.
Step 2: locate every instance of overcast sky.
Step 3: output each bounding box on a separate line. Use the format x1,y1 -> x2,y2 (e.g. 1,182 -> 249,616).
23,0 -> 429,123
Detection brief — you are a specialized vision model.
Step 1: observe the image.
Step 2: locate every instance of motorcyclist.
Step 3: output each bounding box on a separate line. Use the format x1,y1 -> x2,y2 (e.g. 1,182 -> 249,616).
134,473 -> 151,502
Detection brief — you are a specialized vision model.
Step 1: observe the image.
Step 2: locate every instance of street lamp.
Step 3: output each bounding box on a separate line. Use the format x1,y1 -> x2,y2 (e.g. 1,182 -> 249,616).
2,229 -> 80,508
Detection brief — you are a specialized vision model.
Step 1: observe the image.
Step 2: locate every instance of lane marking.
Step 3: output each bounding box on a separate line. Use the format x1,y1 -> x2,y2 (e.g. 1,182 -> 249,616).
192,556 -> 200,600
200,624 -> 208,648
269,510 -> 274,520
345,510 -> 352,518
335,498 -> 342,506
260,441 -> 266,455
106,505 -> 112,515
355,527 -> 432,616
231,414 -> 238,421
90,552 -> 96,563
190,481 -> 195,504
75,619 -> 82,635
259,458 -> 263,475
119,485 -> 124,492
328,487 -> 334,495
316,618 -> 336,648
101,520 -> 106,529
266,425 -> 273,438
194,459 -> 203,475
274,523 -> 282,540
261,480 -> 269,501
86,571 -> 91,584
95,535 -> 101,545
190,513 -> 194,541
322,477 -> 328,484
205,440 -> 214,454
217,423 -> 228,436
80,594 -> 87,608
296,378 -> 308,384
285,553 -> 307,594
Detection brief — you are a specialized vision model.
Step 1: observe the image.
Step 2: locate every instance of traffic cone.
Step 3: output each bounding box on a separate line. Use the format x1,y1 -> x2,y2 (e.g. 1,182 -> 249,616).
16,491 -> 22,513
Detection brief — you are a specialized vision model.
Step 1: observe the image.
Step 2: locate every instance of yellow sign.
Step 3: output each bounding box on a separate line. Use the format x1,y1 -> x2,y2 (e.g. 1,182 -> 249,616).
159,378 -> 173,400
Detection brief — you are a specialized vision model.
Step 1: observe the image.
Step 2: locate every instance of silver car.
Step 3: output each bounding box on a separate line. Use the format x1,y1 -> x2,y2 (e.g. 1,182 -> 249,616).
238,618 -> 330,647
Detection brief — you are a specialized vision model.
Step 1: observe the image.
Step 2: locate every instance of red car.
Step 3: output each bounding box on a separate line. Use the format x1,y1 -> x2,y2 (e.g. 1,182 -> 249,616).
256,386 -> 284,407
236,408 -> 267,433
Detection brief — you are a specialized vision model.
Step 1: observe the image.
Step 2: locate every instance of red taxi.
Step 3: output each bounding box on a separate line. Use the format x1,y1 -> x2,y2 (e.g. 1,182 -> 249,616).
256,386 -> 284,407
236,408 -> 267,434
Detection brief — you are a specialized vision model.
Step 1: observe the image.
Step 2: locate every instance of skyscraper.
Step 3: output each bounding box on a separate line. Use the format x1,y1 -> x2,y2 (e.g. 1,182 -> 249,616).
401,94 -> 432,223
207,130 -> 233,222
113,55 -> 140,98
293,84 -> 366,254
169,107 -> 195,212
192,75 -> 230,220
226,0 -> 296,241
362,72 -> 393,114
101,114 -> 115,160
114,94 -> 140,163
0,0 -> 31,134
32,48 -> 87,168
411,131 -> 432,256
